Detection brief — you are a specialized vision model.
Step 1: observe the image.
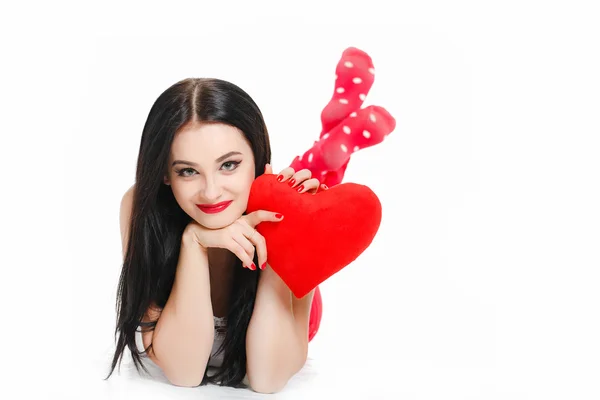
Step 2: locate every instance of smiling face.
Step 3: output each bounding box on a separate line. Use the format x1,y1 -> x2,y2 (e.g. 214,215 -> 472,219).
164,121 -> 256,229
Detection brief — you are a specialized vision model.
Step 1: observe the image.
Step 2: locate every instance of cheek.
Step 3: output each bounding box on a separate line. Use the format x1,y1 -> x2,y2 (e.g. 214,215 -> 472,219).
171,183 -> 188,199
227,166 -> 254,192
235,171 -> 255,196
230,172 -> 255,209
170,183 -> 196,210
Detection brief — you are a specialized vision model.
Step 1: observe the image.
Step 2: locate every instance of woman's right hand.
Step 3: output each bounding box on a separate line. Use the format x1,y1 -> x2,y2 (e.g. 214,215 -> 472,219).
184,210 -> 284,270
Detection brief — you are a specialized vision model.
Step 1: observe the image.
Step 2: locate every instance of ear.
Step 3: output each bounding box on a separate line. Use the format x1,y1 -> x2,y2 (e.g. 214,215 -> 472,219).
163,175 -> 171,185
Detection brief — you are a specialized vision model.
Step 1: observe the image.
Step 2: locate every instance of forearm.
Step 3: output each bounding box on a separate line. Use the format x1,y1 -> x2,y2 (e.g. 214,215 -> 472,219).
150,233 -> 214,386
246,266 -> 313,393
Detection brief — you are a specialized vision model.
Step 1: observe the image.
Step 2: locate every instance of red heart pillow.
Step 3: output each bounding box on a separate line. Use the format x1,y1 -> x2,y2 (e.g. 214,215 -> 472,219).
246,174 -> 382,298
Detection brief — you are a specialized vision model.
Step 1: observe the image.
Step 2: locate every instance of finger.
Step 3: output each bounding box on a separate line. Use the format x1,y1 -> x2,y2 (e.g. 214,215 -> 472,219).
231,229 -> 256,267
296,177 -> 321,193
243,210 -> 284,228
229,239 -> 255,269
254,233 -> 268,270
237,221 -> 267,270
313,182 -> 329,195
288,168 -> 312,189
276,167 -> 295,183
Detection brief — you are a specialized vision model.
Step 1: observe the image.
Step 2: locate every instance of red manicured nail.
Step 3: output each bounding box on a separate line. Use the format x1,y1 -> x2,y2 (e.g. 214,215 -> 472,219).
322,184 -> 328,190
250,263 -> 257,270
261,262 -> 266,270
288,179 -> 296,187
277,175 -> 283,182
275,213 -> 283,219
296,185 -> 304,192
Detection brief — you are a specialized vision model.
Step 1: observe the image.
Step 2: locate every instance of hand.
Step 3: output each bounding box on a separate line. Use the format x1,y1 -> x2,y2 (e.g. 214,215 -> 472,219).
265,163 -> 329,193
186,210 -> 284,271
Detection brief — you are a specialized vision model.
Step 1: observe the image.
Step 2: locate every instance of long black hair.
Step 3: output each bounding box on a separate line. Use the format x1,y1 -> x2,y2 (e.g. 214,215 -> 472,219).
105,78 -> 271,387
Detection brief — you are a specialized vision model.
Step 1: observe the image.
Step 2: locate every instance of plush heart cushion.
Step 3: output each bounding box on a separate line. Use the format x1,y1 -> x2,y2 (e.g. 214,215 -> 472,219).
246,174 -> 382,298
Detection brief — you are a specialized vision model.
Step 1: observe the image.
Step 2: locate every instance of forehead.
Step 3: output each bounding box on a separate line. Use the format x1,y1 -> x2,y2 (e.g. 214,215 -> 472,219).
170,121 -> 252,160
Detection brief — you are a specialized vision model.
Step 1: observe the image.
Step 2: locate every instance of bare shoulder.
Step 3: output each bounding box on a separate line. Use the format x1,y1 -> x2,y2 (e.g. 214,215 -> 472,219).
119,184 -> 135,258
120,184 -> 135,211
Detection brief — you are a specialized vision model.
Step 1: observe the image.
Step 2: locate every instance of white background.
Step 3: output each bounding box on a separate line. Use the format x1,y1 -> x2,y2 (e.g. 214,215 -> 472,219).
1,1 -> 599,398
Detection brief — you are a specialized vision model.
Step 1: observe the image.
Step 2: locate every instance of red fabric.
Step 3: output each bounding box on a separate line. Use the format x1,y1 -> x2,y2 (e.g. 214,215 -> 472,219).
289,46 -> 396,188
282,47 -> 396,341
246,174 -> 382,299
308,286 -> 322,341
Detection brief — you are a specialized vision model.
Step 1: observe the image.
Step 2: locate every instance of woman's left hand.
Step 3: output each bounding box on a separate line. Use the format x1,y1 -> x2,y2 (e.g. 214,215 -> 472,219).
264,164 -> 328,193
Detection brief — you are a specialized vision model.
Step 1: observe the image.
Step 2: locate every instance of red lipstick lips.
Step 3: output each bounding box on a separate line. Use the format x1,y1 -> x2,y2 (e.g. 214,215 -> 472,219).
196,200 -> 233,214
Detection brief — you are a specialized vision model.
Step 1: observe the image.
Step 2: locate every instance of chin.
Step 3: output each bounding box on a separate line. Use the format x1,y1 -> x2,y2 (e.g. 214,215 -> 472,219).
199,218 -> 234,230
193,204 -> 245,230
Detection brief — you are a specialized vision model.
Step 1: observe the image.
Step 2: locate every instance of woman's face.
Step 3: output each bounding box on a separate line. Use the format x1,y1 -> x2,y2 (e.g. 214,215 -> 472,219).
165,121 -> 256,229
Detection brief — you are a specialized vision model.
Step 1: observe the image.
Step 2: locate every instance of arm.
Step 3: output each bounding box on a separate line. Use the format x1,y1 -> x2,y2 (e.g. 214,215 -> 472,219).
119,187 -> 214,387
245,265 -> 314,393
145,232 -> 214,387
119,184 -> 135,259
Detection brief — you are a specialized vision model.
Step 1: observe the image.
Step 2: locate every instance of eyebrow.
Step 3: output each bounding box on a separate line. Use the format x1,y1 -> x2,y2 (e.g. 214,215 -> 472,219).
172,151 -> 243,167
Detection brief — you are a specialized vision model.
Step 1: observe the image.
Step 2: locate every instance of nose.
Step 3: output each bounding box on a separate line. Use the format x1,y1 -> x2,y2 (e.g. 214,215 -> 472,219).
202,174 -> 223,202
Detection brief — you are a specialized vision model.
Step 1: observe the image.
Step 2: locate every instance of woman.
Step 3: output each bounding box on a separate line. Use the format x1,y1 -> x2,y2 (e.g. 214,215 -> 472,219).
106,77 -> 323,393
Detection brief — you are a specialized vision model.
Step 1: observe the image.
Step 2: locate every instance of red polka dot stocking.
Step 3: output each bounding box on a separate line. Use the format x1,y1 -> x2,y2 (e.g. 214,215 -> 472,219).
289,47 -> 396,187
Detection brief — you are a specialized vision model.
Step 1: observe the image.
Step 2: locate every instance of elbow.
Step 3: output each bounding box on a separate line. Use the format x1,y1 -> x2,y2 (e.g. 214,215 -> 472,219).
246,355 -> 288,393
147,330 -> 213,388
248,375 -> 288,394
151,351 -> 207,388
144,349 -> 205,387
163,366 -> 206,388
247,352 -> 307,394
168,378 -> 203,388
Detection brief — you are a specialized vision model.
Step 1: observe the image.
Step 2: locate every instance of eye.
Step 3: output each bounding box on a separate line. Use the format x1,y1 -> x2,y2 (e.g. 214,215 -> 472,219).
221,160 -> 241,171
176,168 -> 196,177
